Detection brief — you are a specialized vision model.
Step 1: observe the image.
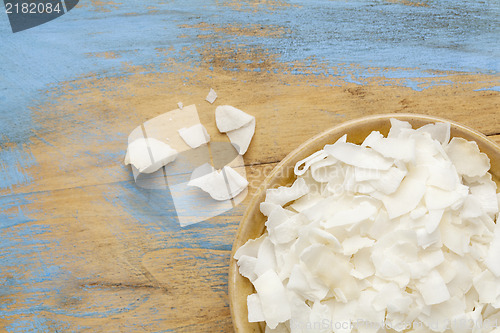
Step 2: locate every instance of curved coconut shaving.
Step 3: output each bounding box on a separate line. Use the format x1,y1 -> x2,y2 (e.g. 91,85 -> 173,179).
124,137 -> 178,174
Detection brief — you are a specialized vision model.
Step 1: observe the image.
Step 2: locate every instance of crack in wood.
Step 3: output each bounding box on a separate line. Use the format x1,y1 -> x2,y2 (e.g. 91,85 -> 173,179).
83,281 -> 169,293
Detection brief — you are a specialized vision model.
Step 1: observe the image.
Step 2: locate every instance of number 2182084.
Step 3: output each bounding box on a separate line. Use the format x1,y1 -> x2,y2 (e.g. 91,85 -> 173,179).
5,2 -> 62,14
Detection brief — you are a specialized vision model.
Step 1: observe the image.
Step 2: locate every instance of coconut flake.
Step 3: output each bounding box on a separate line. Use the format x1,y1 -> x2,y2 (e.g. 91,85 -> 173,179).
309,157 -> 341,183
254,238 -> 278,277
226,118 -> 255,155
265,323 -> 290,333
253,270 -> 291,329
287,264 -> 329,301
381,167 -> 428,219
323,200 -> 378,229
351,248 -> 375,279
369,166 -> 407,195
234,234 -> 266,260
205,88 -> 217,104
470,181 -> 499,216
324,141 -> 393,170
426,160 -> 460,191
289,192 -> 323,212
260,202 -> 281,217
440,214 -> 470,256
178,123 -> 210,148
445,137 -> 490,177
294,150 -> 329,176
247,293 -> 265,322
342,236 -> 375,256
424,184 -> 468,210
265,178 -> 309,207
388,118 -> 413,138
460,195 -> 485,219
416,122 -> 451,146
473,270 -> 500,304
485,223 -> 500,277
187,165 -> 248,201
215,105 -> 254,133
124,137 -> 178,173
363,131 -> 416,162
416,270 -> 450,305
237,255 -> 258,282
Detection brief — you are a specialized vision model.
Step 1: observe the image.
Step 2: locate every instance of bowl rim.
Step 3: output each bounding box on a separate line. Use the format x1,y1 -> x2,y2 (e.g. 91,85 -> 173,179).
228,113 -> 500,333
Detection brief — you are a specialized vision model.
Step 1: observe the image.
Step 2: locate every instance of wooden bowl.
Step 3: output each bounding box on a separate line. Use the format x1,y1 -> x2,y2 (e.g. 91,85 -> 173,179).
228,114 -> 500,333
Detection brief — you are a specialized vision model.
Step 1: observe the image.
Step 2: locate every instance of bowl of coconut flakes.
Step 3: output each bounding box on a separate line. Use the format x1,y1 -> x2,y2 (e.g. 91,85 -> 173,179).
229,114 -> 500,333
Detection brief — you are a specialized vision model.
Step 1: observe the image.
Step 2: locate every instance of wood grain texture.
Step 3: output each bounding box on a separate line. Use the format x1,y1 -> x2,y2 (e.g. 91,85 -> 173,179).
0,0 -> 498,332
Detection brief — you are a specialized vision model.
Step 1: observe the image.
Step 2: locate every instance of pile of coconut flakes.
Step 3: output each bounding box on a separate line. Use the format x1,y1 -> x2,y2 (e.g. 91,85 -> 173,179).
235,119 -> 500,333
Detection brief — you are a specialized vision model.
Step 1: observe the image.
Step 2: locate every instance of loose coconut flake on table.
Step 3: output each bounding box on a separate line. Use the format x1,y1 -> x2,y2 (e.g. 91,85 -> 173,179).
188,164 -> 248,201
215,105 -> 255,155
235,119 -> 500,332
178,123 -> 210,148
124,137 -> 178,174
205,88 -> 217,104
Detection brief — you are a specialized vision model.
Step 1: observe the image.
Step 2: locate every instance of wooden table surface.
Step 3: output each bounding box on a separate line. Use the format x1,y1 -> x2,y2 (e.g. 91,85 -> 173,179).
1,1 -> 499,332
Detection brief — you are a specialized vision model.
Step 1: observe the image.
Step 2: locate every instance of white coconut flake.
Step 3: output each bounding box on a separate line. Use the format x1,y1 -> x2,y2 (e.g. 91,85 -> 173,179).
369,166 -> 407,195
424,184 -> 468,210
423,209 -> 444,234
416,270 -> 450,305
440,214 -> 470,256
178,123 -> 210,148
289,192 -> 323,212
416,122 -> 451,146
214,105 -> 256,155
124,137 -> 178,173
187,165 -> 248,201
351,248 -> 375,279
460,195 -> 485,219
234,234 -> 265,260
470,181 -> 499,216
205,88 -> 217,104
265,323 -> 290,333
287,264 -> 329,301
381,167 -> 428,219
427,160 -> 459,191
388,118 -> 413,138
237,255 -> 258,282
226,118 -> 255,155
445,137 -> 490,177
177,101 -> 183,110
342,236 -> 375,256
265,178 -> 309,207
323,200 -> 378,229
473,270 -> 500,304
310,156 -> 339,183
247,293 -> 265,322
363,131 -> 416,162
260,201 -> 281,217
485,223 -> 500,277
294,150 -> 329,176
215,105 -> 254,133
254,238 -> 277,277
253,270 -> 291,329
324,141 -> 393,170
